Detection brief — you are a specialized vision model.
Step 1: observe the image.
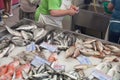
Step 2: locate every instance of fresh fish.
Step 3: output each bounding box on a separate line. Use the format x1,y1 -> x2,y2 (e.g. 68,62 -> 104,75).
0,65 -> 8,76
107,64 -> 120,80
84,38 -> 96,44
0,38 -> 10,50
75,38 -> 83,45
0,60 -> 20,80
103,45 -> 111,51
33,28 -> 44,39
72,48 -> 80,58
0,73 -> 12,80
0,47 -> 10,58
96,41 -> 103,52
32,73 -> 49,78
21,30 -> 33,40
5,25 -> 22,37
68,71 -> 80,80
103,56 -> 118,62
21,30 -> 29,40
83,43 -> 93,49
16,24 -> 37,31
65,46 -> 76,58
33,28 -> 47,41
74,64 -> 95,70
11,36 -> 27,46
106,45 -> 120,53
48,53 -> 58,63
79,48 -> 100,56
4,44 -> 15,57
0,57 -> 13,66
95,62 -> 112,74
62,72 -> 77,80
102,50 -> 111,55
7,44 -> 15,53
92,42 -> 97,51
15,63 -> 31,79
22,70 -> 29,79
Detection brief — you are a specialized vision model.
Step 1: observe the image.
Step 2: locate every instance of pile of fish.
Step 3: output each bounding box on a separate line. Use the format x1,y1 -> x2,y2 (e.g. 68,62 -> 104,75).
65,38 -> 120,58
0,60 -> 31,80
89,62 -> 120,80
5,24 -> 48,46
45,30 -> 76,50
45,29 -> 120,59
0,21 -> 119,80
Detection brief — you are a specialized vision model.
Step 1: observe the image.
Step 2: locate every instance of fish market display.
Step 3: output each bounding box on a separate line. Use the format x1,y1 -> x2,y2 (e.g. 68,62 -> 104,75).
0,19 -> 119,80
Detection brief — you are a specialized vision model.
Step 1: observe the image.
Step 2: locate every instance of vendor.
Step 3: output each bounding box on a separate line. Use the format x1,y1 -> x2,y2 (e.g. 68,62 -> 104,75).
107,0 -> 120,44
35,0 -> 79,28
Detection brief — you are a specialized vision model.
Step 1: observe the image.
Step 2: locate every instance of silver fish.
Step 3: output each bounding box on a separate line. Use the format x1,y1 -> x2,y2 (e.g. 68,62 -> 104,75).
4,44 -> 15,57
107,64 -> 120,80
11,36 -> 26,46
5,25 -> 22,37
16,24 -> 37,31
95,62 -> 112,74
33,28 -> 47,41
21,30 -> 33,40
0,47 -> 10,58
62,72 -> 77,80
0,39 -> 10,50
21,30 -> 29,40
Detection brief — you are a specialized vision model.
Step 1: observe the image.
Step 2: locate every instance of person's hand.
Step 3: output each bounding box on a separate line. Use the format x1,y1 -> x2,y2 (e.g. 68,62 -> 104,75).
70,5 -> 79,13
68,8 -> 78,16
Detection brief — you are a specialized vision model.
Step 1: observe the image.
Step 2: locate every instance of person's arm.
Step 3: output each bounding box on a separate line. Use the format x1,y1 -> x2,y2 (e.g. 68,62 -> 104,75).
48,0 -> 78,17
108,2 -> 114,11
50,8 -> 78,17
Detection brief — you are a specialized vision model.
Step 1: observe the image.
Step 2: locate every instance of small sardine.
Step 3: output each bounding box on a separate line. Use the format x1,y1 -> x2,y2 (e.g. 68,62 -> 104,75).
5,25 -> 22,37
0,47 -> 10,58
16,24 -> 37,31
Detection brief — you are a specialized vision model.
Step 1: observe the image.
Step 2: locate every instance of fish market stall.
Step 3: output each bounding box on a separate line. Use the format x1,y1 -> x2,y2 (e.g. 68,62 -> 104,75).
0,19 -> 120,80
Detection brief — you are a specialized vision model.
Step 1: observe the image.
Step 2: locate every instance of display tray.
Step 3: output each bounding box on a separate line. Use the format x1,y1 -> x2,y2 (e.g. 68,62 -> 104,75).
0,19 -> 119,80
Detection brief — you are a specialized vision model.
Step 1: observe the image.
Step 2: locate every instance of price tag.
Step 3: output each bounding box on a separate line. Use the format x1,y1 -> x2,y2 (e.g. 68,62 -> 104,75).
26,42 -> 36,51
77,55 -> 91,64
51,63 -> 65,72
31,56 -> 50,67
40,42 -> 58,52
91,69 -> 112,80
